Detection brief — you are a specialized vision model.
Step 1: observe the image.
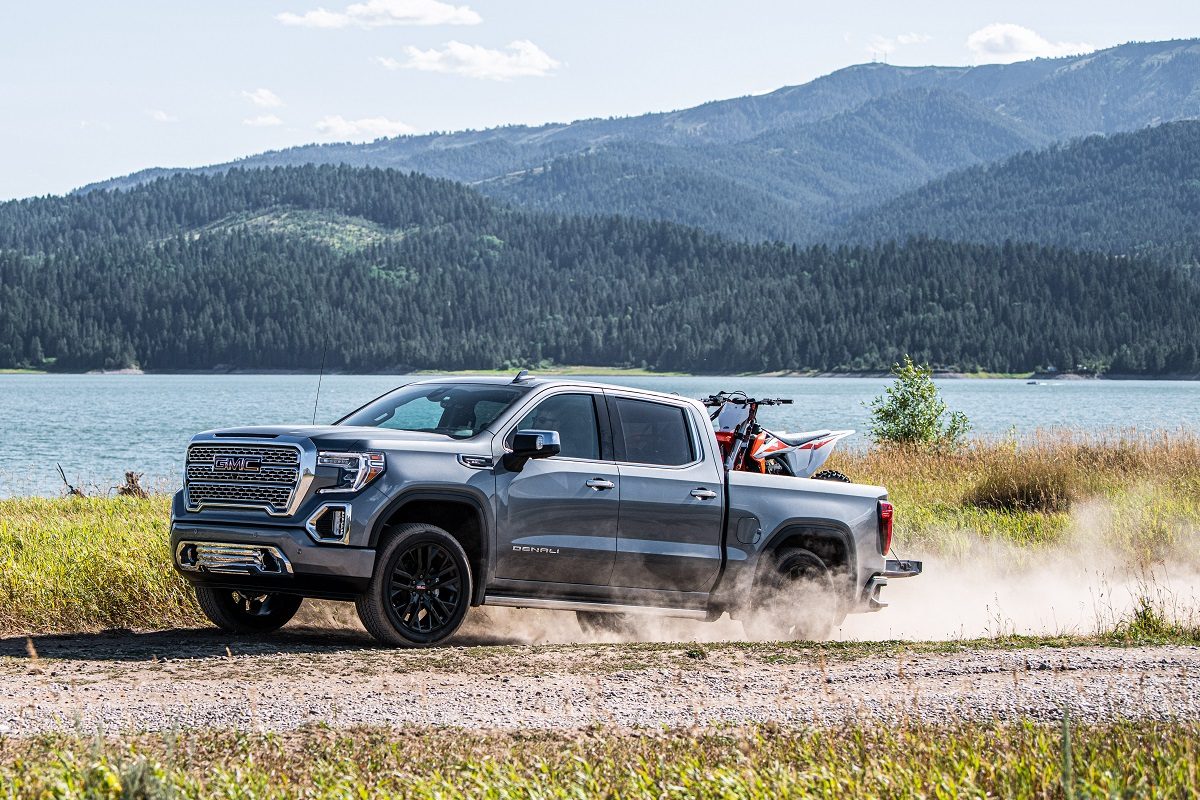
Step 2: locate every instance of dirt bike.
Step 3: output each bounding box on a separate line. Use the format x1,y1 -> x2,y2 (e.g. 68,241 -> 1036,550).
701,391 -> 854,481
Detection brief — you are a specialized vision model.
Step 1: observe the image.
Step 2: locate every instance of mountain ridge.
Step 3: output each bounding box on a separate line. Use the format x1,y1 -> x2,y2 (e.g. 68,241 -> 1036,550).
74,39 -> 1200,247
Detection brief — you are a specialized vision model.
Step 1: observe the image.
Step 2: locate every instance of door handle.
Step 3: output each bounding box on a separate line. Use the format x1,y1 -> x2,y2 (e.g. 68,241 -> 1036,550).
690,488 -> 718,500
586,478 -> 615,490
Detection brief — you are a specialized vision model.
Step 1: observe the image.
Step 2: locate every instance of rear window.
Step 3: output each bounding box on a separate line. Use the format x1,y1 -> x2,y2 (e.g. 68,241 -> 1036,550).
613,398 -> 695,466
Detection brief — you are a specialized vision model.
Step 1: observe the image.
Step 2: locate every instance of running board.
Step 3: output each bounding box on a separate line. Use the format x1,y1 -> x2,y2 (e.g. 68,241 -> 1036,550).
484,594 -> 708,620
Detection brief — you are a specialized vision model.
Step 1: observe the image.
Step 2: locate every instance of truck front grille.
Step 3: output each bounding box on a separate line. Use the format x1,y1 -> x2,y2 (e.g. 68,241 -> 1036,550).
184,443 -> 301,515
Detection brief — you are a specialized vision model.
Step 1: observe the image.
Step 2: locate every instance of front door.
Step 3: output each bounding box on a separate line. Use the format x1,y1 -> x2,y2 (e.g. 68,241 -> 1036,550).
606,394 -> 725,593
492,392 -> 619,585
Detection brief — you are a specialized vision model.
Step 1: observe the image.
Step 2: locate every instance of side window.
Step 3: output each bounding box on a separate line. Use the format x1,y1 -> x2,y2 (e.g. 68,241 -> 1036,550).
613,398 -> 695,466
512,393 -> 601,460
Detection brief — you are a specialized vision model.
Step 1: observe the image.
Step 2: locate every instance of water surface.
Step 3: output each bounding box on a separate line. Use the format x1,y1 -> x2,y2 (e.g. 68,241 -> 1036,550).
0,374 -> 1194,496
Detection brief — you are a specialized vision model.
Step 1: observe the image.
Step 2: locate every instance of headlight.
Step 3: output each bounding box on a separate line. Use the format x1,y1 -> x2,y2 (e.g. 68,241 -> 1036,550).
318,451 -> 386,493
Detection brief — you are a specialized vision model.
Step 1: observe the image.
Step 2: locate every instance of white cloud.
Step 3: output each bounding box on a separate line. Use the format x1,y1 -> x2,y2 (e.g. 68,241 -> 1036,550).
315,115 -> 414,140
242,88 -> 284,108
966,24 -> 1092,64
867,32 -> 932,58
243,115 -> 284,127
148,109 -> 178,123
379,39 -> 560,80
277,0 -> 480,29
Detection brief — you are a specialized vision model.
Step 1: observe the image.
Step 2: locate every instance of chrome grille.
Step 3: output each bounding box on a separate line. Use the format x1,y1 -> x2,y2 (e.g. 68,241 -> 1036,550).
176,541 -> 293,575
185,443 -> 301,515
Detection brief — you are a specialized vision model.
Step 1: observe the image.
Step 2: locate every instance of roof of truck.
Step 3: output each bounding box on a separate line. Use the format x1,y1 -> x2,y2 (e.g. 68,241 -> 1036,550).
407,374 -> 698,403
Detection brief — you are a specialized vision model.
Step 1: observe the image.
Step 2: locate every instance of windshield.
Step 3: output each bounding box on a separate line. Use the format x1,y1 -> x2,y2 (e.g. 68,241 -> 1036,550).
338,383 -> 530,439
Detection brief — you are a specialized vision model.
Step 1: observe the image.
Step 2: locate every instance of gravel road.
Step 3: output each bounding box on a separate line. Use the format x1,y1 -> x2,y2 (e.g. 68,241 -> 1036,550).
2,623 -> 1197,734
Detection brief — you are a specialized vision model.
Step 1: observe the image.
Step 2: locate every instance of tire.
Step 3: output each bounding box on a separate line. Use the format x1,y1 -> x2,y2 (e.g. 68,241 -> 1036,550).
194,586 -> 303,634
811,469 -> 851,483
355,522 -> 472,647
743,547 -> 839,642
576,610 -> 638,638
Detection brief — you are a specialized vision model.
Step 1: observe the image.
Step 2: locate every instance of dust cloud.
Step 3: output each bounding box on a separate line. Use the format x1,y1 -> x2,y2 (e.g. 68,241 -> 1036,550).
295,498 -> 1200,646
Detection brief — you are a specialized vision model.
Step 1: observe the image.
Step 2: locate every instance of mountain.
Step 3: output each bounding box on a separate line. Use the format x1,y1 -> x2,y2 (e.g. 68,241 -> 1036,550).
484,88 -> 1051,242
842,120 -> 1200,262
77,39 -> 1200,244
4,165 -> 1198,375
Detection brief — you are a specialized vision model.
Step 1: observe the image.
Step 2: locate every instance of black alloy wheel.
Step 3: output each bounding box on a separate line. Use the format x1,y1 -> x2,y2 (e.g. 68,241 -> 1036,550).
743,547 -> 840,642
356,523 -> 472,647
194,586 -> 303,633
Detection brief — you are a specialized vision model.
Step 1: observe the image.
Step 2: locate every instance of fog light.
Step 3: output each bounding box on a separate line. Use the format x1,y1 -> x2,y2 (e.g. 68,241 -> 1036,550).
306,504 -> 352,544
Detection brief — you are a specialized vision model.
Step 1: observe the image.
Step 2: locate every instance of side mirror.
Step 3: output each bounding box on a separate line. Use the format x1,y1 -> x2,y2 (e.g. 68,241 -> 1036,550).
504,429 -> 561,471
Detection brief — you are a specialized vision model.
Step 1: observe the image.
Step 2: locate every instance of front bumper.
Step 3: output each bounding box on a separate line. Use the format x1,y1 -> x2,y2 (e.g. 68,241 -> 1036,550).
170,522 -> 376,600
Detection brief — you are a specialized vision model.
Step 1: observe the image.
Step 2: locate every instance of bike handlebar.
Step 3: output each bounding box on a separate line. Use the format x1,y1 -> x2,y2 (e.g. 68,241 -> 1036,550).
701,394 -> 793,407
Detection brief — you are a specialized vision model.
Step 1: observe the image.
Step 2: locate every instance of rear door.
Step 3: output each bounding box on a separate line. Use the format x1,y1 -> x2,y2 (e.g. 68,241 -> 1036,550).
606,394 -> 725,593
492,391 -> 619,585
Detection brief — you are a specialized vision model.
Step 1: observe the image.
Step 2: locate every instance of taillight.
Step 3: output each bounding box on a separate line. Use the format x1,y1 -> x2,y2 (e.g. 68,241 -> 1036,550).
878,500 -> 894,555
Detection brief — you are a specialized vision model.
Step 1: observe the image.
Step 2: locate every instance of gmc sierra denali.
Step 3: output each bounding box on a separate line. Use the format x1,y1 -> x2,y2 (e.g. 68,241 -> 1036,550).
170,375 -> 920,646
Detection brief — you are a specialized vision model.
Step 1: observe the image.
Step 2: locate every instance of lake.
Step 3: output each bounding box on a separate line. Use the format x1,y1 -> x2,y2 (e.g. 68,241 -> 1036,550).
0,373 -> 1195,497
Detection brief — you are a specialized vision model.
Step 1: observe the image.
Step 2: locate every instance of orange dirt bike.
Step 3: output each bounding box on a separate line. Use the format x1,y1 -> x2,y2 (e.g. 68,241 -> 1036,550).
702,391 -> 854,482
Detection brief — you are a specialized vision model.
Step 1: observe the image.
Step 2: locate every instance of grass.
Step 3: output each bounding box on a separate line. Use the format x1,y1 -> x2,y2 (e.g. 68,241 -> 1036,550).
0,496 -> 201,633
0,432 -> 1197,637
191,208 -> 415,253
826,429 -> 1200,562
2,721 -> 1197,798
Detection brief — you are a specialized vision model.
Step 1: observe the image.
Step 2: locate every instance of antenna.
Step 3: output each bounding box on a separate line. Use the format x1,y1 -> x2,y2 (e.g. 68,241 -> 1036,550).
511,369 -> 530,384
312,344 -> 327,425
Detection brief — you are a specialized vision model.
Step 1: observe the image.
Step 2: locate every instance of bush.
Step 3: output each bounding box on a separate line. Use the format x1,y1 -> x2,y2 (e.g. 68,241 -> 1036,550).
867,356 -> 970,447
965,459 -> 1077,514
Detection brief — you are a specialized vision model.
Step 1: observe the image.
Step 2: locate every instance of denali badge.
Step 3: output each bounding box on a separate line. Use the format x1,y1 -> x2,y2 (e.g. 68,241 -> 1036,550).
512,545 -> 560,554
214,455 -> 264,472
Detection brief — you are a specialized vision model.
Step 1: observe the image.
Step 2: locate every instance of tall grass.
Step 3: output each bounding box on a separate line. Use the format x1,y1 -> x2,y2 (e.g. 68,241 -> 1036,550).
3,721 -> 1196,798
0,496 -> 200,632
0,432 -> 1196,635
828,429 -> 1200,558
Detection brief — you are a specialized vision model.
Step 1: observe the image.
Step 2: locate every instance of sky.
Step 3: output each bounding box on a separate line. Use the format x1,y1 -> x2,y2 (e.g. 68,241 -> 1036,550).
1,0 -> 1197,200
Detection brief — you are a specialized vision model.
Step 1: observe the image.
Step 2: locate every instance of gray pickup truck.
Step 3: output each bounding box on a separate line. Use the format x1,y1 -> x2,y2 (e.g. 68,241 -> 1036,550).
171,375 -> 920,646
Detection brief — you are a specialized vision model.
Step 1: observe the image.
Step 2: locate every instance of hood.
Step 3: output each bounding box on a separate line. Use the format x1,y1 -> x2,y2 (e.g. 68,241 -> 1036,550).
197,424 -> 480,449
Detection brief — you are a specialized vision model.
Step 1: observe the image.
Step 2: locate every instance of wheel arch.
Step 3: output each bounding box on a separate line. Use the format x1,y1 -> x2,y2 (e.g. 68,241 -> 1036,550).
371,487 -> 492,605
759,519 -> 857,603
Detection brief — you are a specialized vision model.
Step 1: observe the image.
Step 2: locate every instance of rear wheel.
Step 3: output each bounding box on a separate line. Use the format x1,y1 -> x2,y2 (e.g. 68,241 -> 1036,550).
743,547 -> 839,641
576,610 -> 638,639
811,469 -> 851,483
194,587 -> 303,634
356,523 -> 472,647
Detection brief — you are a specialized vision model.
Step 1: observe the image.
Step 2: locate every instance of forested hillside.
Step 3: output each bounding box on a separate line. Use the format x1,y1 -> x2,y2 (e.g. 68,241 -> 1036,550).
77,39 -> 1200,245
3,166 -> 1198,374
843,121 -> 1200,262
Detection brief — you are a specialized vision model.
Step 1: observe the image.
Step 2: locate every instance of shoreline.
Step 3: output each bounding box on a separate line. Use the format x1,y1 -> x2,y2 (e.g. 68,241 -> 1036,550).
3,367 -> 1198,380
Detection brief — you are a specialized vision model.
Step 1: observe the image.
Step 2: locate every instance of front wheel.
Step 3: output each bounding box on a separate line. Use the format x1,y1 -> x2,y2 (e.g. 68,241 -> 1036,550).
743,547 -> 839,642
356,523 -> 472,647
194,587 -> 303,634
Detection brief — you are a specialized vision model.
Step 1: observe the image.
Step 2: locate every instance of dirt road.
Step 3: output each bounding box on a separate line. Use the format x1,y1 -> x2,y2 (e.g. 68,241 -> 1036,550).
3,623 -> 1196,734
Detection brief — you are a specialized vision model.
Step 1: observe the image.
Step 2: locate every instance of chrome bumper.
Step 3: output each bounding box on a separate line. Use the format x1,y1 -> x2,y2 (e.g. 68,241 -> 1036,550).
175,540 -> 294,576
883,558 -> 923,578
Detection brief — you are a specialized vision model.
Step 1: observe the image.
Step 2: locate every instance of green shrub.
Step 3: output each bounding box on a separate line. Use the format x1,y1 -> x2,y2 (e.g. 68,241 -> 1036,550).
866,356 -> 970,447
